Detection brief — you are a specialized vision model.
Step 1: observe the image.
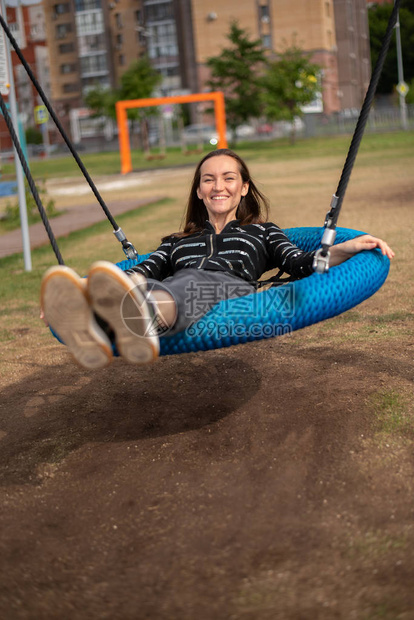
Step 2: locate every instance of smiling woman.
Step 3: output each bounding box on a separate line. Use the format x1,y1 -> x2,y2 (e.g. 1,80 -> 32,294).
40,149 -> 394,370
196,155 -> 249,231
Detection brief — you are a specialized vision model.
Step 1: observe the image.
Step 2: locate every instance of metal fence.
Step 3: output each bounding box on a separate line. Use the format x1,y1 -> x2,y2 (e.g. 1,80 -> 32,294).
302,105 -> 414,138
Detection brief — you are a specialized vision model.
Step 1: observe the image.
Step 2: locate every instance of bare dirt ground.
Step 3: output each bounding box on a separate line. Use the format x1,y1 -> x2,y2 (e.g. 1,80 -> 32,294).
0,152 -> 413,619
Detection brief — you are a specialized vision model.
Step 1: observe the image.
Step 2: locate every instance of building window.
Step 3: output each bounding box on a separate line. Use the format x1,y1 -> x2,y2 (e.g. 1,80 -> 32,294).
56,23 -> 72,38
259,4 -> 270,23
54,3 -> 70,16
74,0 -> 101,11
164,66 -> 179,77
78,33 -> 105,54
115,13 -> 122,29
116,33 -> 123,48
76,11 -> 104,36
147,22 -> 178,59
149,44 -> 178,59
262,34 -> 271,49
325,2 -> 330,18
80,53 -> 108,75
61,63 -> 77,74
119,54 -> 125,66
145,2 -> 174,22
135,10 -> 143,25
63,82 -> 78,93
59,42 -> 75,53
61,63 -> 75,73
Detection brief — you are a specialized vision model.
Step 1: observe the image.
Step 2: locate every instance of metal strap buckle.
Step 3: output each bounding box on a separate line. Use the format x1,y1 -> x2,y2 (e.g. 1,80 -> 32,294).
122,241 -> 138,260
313,248 -> 331,273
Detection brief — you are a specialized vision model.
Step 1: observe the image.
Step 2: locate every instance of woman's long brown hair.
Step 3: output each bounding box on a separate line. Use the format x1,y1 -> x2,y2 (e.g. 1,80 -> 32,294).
162,149 -> 270,241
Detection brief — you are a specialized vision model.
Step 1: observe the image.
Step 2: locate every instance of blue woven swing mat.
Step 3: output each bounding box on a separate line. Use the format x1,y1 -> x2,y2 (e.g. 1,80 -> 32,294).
114,226 -> 390,356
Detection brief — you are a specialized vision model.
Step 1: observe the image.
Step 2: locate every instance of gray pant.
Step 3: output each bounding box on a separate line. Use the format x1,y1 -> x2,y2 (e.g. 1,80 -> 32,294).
149,268 -> 256,336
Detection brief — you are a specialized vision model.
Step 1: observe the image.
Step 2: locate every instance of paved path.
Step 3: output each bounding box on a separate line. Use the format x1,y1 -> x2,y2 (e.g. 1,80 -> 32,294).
0,196 -> 164,259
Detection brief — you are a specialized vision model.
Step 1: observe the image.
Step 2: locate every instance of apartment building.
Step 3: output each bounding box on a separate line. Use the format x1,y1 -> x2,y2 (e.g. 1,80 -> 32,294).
41,0 -> 147,138
335,0 -> 371,110
0,2 -> 50,151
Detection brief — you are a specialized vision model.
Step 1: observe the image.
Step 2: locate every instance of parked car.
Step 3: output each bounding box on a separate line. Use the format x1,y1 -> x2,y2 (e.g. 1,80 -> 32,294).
272,117 -> 305,138
257,123 -> 274,135
182,124 -> 219,146
234,124 -> 255,138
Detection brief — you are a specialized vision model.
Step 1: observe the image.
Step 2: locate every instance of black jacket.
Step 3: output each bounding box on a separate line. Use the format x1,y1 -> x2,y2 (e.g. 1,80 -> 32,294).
130,220 -> 315,283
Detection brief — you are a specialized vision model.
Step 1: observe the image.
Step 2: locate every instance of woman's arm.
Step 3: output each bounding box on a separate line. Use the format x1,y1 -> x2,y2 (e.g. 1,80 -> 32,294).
127,238 -> 174,280
329,235 -> 395,267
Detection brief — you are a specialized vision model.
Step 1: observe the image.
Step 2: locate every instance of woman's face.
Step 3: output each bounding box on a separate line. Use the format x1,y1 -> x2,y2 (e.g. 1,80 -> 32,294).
196,155 -> 249,223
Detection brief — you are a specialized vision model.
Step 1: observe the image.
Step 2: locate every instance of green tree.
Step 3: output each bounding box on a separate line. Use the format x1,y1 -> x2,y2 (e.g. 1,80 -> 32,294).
85,57 -> 162,151
118,57 -> 162,103
84,85 -> 118,120
368,1 -> 414,95
118,58 -> 162,151
261,45 -> 320,143
206,21 -> 266,141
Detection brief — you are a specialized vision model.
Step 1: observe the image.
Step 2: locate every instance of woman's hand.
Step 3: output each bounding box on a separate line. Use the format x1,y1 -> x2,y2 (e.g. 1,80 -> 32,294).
329,235 -> 395,267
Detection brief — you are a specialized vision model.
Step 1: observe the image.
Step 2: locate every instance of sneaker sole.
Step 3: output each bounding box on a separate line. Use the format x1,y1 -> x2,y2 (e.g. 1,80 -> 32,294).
41,266 -> 113,370
87,261 -> 159,365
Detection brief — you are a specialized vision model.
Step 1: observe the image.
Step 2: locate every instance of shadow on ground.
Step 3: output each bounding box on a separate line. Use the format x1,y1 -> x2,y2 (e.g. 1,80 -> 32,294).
0,352 -> 261,485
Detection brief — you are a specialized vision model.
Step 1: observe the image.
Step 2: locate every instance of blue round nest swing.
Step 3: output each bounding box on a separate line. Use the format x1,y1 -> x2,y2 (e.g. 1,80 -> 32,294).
114,226 -> 390,356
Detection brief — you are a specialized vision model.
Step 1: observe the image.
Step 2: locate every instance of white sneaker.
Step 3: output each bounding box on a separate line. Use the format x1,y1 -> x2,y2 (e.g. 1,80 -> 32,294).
87,261 -> 159,365
40,265 -> 113,370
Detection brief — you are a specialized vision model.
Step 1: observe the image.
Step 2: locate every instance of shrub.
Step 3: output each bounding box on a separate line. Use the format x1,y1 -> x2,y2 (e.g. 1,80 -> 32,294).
1,180 -> 58,232
25,126 -> 43,145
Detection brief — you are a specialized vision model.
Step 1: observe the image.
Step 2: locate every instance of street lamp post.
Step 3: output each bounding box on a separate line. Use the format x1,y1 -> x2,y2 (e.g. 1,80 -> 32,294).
394,0 -> 408,130
0,0 -> 31,270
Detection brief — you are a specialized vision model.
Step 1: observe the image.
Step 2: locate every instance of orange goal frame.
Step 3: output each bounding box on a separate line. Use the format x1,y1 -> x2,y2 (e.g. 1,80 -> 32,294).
116,91 -> 228,174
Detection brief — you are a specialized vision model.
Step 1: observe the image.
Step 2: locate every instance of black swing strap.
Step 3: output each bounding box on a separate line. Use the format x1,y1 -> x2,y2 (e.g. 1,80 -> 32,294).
313,0 -> 402,273
0,12 -> 138,261
0,93 -> 65,265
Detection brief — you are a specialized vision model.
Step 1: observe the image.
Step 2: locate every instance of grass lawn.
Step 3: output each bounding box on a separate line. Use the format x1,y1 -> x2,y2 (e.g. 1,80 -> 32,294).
0,130 -> 413,326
